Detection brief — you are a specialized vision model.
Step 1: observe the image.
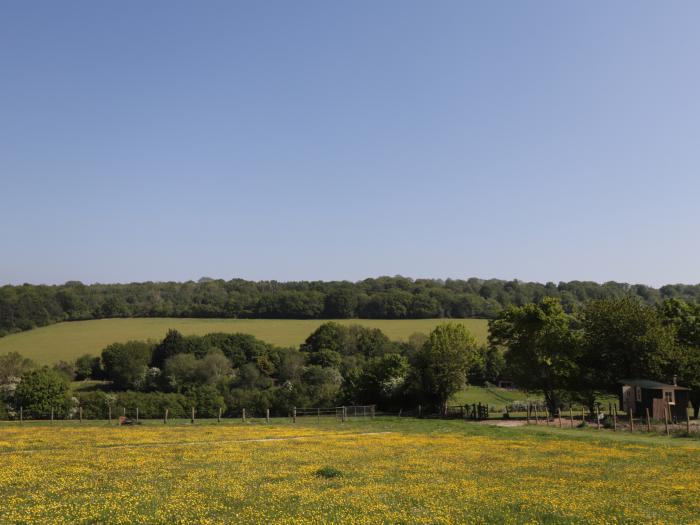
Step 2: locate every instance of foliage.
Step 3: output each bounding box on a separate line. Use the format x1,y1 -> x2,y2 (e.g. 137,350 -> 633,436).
77,391 -> 190,419
75,354 -> 102,380
489,298 -> 582,413
5,276 -> 700,338
581,297 -> 678,393
13,368 -> 69,417
315,466 -> 343,479
409,323 -> 478,410
101,341 -> 154,390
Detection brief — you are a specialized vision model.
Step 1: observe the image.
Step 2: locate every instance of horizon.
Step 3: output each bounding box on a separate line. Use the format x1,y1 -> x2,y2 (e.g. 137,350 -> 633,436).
2,2 -> 700,287
3,274 -> 699,289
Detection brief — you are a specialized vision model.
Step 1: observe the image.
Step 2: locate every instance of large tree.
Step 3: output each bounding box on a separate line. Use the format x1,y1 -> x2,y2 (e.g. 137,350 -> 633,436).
581,297 -> 678,393
489,298 -> 581,414
410,323 -> 478,411
658,298 -> 700,417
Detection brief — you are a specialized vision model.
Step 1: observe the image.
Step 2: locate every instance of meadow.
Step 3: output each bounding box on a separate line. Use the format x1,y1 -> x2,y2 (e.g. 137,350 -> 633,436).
1,418 -> 699,524
0,318 -> 489,364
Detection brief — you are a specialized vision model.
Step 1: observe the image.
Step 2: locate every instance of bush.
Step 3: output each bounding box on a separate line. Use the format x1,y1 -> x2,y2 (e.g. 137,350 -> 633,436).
14,368 -> 70,418
315,466 -> 343,479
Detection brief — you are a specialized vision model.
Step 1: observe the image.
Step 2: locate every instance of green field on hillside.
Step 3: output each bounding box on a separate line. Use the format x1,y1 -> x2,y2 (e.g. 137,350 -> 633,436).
452,385 -> 542,409
0,318 -> 489,364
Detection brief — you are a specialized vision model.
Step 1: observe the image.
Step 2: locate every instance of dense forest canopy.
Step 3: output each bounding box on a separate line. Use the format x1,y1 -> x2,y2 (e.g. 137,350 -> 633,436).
2,276 -> 700,337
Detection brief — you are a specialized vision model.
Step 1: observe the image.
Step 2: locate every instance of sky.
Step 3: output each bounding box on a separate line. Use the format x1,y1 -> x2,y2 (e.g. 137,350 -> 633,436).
1,1 -> 699,287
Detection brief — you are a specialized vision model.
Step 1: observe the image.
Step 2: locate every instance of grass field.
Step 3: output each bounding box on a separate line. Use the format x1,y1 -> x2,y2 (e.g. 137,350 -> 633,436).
1,418 -> 699,524
452,385 -> 541,409
0,318 -> 489,364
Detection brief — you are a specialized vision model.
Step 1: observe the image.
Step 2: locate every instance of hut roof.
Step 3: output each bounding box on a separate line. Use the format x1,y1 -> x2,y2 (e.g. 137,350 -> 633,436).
619,379 -> 689,391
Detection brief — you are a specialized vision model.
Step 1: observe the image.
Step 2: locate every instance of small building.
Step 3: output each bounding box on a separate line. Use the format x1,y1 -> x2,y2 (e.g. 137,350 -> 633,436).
620,378 -> 690,421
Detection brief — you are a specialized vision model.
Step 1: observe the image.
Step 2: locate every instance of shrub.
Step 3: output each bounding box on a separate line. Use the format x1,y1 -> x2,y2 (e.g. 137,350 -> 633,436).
14,368 -> 69,418
315,466 -> 343,479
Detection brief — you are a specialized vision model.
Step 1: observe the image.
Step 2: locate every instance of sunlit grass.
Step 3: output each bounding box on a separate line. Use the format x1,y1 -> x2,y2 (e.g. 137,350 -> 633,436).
1,418 -> 699,524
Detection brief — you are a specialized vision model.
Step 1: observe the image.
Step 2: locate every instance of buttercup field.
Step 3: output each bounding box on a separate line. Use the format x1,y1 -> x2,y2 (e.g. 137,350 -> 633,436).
3,419 -> 700,525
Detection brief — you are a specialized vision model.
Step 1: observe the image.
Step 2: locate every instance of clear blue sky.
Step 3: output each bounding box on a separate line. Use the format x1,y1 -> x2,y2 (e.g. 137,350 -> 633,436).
2,1 -> 699,287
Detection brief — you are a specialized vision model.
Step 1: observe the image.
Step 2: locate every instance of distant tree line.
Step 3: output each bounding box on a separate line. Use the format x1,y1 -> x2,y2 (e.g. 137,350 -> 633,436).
3,275 -> 700,336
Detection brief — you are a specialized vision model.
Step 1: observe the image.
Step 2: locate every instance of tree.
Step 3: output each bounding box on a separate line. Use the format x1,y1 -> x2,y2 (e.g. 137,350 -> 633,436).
469,346 -> 506,385
75,354 -> 101,380
410,323 -> 478,411
581,297 -> 678,394
196,349 -> 232,385
489,298 -> 581,414
658,299 -> 700,418
162,353 -> 199,392
301,322 -> 348,354
185,384 -> 225,418
324,288 -> 358,318
0,352 -> 35,385
14,368 -> 69,417
0,352 -> 36,405
345,353 -> 409,408
151,329 -> 189,368
101,341 -> 153,390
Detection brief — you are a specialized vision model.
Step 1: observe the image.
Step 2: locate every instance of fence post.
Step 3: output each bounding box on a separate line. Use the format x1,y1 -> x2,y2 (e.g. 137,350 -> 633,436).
526,403 -> 530,424
687,408 -> 691,434
558,408 -> 562,428
293,407 -> 297,423
218,407 -> 222,423
51,407 -> 54,423
595,405 -> 600,430
342,406 -> 347,423
164,408 -> 168,424
418,404 -> 422,418
136,407 -> 139,424
645,408 -> 651,432
569,407 -> 573,428
629,408 -> 634,432
242,408 -> 246,423
613,405 -> 617,431
664,403 -> 670,436
534,404 -> 539,425
266,408 -> 270,423
581,406 -> 585,425
109,405 -> 112,424
317,408 -> 321,424
545,409 -> 550,426
20,406 -> 23,424
371,405 -> 375,419
79,406 -> 83,423
191,406 -> 195,424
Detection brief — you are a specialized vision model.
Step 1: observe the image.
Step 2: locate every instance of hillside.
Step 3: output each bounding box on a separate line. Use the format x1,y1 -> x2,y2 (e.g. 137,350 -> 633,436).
0,317 -> 489,364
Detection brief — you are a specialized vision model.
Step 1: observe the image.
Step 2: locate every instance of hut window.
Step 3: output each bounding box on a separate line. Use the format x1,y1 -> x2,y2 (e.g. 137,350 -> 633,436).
635,387 -> 642,402
664,390 -> 675,404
